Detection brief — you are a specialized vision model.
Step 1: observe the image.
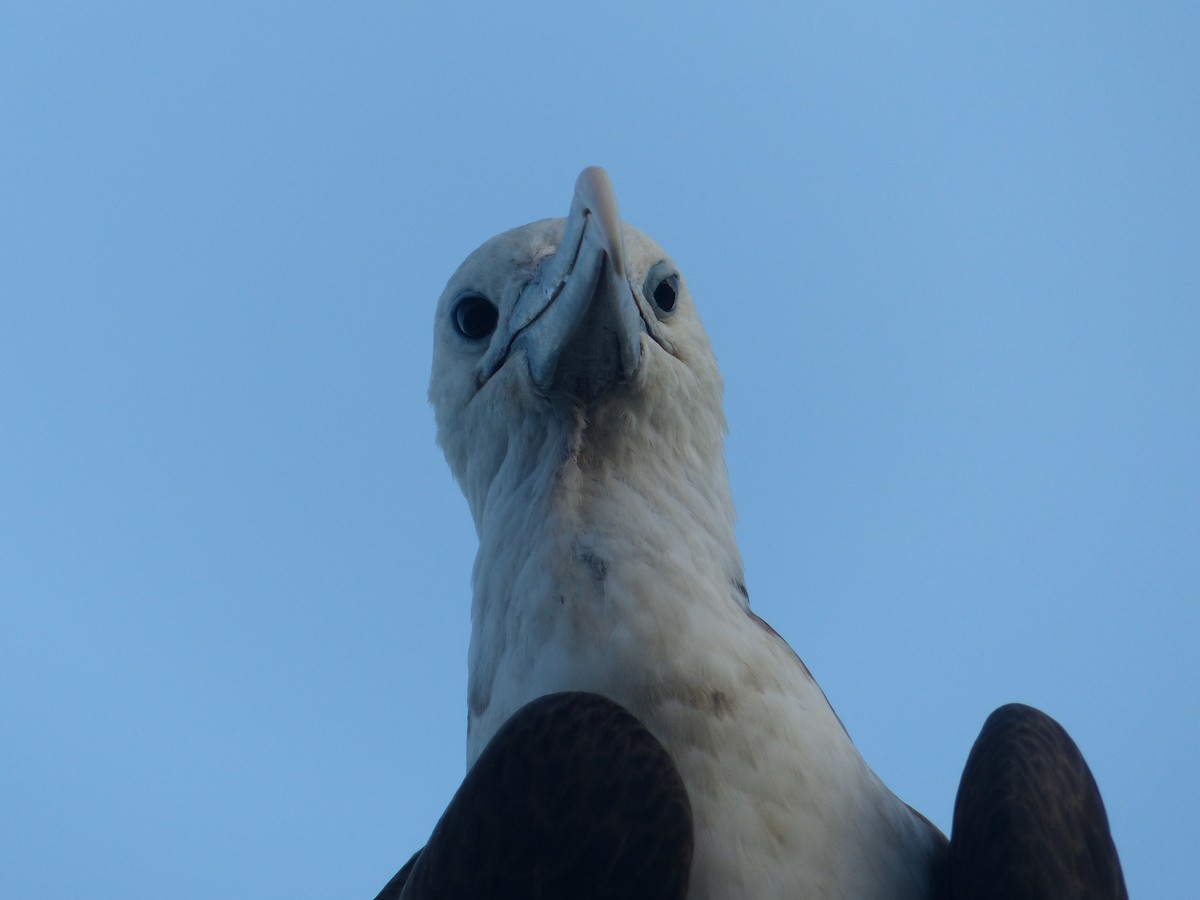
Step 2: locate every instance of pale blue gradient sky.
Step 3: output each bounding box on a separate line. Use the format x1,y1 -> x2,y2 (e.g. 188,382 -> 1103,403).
2,3 -> 1197,897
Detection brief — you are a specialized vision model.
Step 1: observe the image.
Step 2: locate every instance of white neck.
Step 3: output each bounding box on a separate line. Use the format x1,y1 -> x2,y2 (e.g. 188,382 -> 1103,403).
465,391 -> 742,759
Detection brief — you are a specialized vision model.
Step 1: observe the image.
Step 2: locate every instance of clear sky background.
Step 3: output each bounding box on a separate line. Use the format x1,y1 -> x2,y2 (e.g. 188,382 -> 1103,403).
2,3 -> 1196,897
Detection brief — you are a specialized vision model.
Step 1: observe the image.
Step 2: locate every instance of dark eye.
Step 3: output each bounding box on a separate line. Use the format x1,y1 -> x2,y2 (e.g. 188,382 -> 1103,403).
644,262 -> 680,319
452,292 -> 499,340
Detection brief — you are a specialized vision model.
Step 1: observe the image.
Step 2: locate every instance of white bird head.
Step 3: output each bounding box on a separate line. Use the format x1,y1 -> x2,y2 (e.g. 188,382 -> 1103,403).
429,167 -> 730,531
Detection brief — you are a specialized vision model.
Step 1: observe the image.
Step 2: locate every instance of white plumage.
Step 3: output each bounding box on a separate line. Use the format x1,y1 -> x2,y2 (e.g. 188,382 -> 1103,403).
427,168 -> 943,899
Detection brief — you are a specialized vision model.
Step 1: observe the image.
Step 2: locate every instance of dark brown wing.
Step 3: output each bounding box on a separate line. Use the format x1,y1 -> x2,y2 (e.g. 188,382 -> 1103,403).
375,691 -> 693,900
374,850 -> 420,900
949,703 -> 1127,900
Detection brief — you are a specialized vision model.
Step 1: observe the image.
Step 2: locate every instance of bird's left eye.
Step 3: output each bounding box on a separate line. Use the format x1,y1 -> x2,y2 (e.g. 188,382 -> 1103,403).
452,292 -> 499,341
644,262 -> 680,319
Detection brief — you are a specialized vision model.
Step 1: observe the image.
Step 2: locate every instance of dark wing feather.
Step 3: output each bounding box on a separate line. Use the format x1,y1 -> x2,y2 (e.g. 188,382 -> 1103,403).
374,850 -> 420,900
375,691 -> 692,900
950,703 -> 1127,900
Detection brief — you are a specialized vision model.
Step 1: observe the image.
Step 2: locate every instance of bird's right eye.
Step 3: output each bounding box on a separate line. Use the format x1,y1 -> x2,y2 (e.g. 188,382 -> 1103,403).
452,293 -> 499,341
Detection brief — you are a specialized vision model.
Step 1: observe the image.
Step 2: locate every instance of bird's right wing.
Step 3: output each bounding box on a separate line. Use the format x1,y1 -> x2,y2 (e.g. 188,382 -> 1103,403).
376,691 -> 693,900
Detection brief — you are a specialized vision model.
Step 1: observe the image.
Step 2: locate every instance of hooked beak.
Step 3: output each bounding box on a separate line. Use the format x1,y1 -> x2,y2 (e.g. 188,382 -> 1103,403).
480,167 -> 644,393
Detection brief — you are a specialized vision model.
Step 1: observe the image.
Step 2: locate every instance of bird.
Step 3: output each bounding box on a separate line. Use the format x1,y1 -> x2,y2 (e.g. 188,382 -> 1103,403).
378,167 -> 1126,899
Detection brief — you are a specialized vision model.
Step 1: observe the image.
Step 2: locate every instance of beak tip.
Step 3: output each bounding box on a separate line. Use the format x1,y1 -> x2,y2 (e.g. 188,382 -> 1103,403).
573,167 -> 627,278
575,165 -> 612,195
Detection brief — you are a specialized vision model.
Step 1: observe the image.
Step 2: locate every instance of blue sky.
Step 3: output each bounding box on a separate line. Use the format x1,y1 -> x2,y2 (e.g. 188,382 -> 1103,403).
2,3 -> 1196,897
